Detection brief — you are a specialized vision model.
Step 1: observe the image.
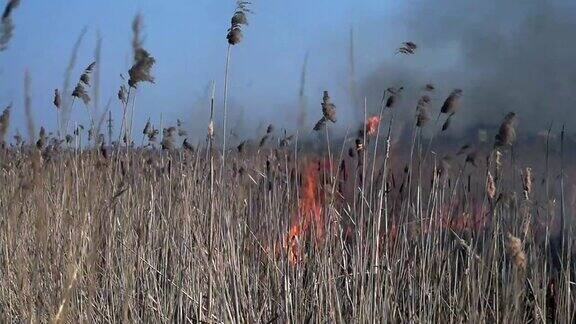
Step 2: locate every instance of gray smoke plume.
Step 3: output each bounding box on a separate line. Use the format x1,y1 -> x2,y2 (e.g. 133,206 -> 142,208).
358,0 -> 576,137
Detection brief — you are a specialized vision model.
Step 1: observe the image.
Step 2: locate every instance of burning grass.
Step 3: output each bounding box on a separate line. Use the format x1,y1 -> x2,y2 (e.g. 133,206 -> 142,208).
0,118 -> 574,322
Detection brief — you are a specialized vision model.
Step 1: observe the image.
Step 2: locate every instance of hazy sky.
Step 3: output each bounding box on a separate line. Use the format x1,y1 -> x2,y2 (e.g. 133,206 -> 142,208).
2,0 -> 576,142
0,0 -> 409,140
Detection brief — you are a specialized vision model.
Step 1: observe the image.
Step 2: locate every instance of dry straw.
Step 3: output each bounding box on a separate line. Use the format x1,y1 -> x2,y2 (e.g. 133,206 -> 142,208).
494,149 -> 502,173
522,167 -> 532,199
486,172 -> 496,199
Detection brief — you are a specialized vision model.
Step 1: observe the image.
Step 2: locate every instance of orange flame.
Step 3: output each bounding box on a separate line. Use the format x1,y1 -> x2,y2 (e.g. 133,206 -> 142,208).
286,161 -> 324,264
366,115 -> 380,136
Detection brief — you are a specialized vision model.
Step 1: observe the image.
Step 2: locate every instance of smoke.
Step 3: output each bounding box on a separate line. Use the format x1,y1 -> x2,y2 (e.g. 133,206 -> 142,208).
358,0 -> 576,136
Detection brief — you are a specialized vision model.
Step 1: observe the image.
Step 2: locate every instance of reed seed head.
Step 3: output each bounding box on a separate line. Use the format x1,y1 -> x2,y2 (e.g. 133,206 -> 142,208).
259,134 -> 269,148
506,232 -> 526,270
227,28 -> 243,45
385,87 -> 403,109
0,0 -> 19,52
313,117 -> 326,131
442,114 -> 453,131
495,112 -> 517,147
416,95 -> 431,127
128,48 -> 156,88
231,11 -> 248,26
53,89 -> 61,109
2,0 -> 20,20
183,138 -> 194,151
465,151 -> 479,167
441,89 -> 463,115
237,140 -> 247,153
143,119 -> 152,135
132,13 -> 143,57
0,105 -> 10,143
227,1 -> 250,45
79,62 -> 95,86
72,62 -> 95,105
355,138 -> 364,152
280,134 -> 294,147
161,134 -> 174,151
438,156 -> 452,176
321,91 -> 337,123
72,84 -> 90,105
36,126 -> 46,149
397,41 -> 417,55
118,85 -> 127,104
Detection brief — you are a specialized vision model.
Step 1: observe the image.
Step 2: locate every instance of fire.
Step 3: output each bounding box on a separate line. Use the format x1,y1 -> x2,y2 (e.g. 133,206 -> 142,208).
366,115 -> 380,136
286,161 -> 324,264
439,200 -> 489,233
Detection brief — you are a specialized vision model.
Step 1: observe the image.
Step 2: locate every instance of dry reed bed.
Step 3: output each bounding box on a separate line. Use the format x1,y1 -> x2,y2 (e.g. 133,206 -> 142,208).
0,133 -> 573,322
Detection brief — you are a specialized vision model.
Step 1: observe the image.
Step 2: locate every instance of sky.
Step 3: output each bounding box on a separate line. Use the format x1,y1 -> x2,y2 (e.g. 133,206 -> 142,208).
0,0 -> 408,141
2,0 -> 576,143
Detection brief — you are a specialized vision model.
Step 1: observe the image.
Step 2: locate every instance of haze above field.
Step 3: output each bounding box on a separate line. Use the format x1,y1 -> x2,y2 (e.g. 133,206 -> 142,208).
1,0 -> 576,140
